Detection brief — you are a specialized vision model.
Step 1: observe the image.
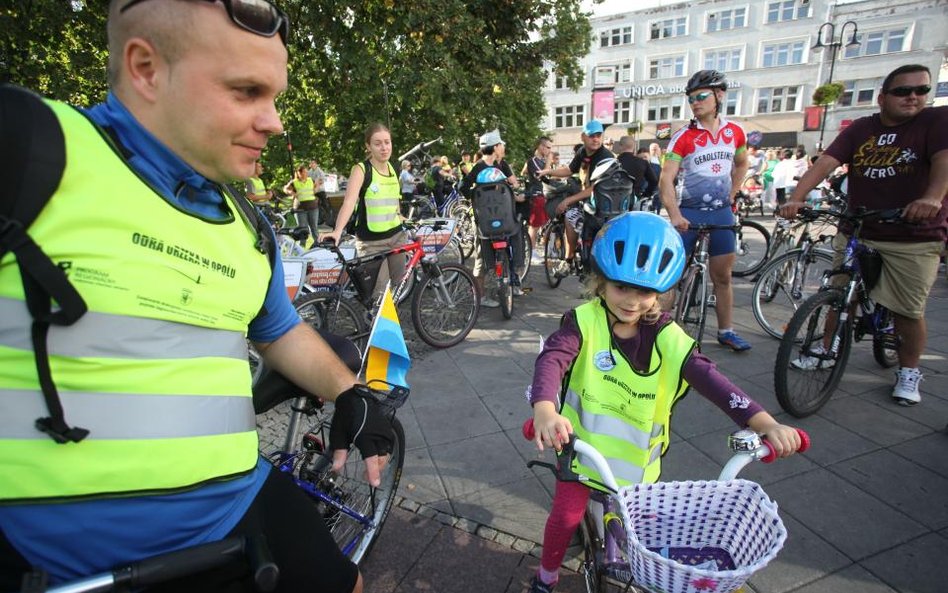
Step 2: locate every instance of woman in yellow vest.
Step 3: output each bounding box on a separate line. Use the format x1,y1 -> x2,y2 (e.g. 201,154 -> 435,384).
245,160 -> 273,203
283,165 -> 318,243
321,123 -> 405,295
524,212 -> 804,593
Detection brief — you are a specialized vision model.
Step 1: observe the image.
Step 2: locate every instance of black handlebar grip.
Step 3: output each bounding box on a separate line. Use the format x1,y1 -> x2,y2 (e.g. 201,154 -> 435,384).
246,535 -> 280,593
126,537 -> 244,587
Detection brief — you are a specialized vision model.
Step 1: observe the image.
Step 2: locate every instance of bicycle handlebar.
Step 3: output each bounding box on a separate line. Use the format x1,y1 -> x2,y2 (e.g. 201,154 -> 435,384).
521,418 -> 810,489
35,536 -> 279,593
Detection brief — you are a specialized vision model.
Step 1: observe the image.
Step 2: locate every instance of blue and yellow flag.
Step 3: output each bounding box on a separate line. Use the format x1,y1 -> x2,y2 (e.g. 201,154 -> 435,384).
362,282 -> 411,390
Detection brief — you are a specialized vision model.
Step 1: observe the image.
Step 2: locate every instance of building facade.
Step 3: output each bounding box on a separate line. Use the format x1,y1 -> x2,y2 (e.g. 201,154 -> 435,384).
543,0 -> 947,156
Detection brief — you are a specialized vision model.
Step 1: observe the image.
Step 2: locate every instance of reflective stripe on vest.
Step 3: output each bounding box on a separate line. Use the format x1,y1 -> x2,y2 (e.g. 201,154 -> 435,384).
249,176 -> 267,199
293,177 -> 315,202
358,161 -> 401,232
0,99 -> 270,501
560,300 -> 695,489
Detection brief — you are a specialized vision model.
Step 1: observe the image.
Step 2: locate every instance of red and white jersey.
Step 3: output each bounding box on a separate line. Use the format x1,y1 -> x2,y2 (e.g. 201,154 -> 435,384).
667,118 -> 746,210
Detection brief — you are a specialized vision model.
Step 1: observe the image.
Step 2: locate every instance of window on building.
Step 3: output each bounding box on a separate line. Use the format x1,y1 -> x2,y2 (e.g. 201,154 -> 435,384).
600,26 -> 633,48
838,79 -> 881,106
844,28 -> 907,58
706,7 -> 746,32
649,55 -> 685,79
703,47 -> 742,72
766,1 -> 811,24
761,40 -> 806,67
757,86 -> 800,113
554,105 -> 586,128
650,17 -> 687,40
614,100 -> 633,124
647,97 -> 683,122
724,90 -> 740,116
612,63 -> 632,84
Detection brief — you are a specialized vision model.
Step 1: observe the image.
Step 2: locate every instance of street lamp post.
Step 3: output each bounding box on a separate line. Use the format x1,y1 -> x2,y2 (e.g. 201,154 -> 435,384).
812,20 -> 860,151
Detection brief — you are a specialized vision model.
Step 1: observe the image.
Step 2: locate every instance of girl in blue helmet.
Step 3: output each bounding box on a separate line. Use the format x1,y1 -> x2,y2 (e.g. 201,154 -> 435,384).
525,212 -> 802,593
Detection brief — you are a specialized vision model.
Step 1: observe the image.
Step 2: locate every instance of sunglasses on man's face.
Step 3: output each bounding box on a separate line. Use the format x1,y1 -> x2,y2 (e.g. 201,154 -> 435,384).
885,85 -> 931,97
688,91 -> 713,104
120,0 -> 290,46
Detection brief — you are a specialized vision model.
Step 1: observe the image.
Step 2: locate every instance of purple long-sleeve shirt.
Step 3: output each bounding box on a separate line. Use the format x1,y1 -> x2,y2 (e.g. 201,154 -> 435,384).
529,310 -> 764,426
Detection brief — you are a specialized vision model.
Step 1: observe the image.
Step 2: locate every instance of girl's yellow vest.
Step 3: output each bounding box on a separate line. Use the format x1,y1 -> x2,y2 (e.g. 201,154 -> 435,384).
293,177 -> 315,202
356,160 -> 401,237
560,300 -> 696,489
0,100 -> 270,501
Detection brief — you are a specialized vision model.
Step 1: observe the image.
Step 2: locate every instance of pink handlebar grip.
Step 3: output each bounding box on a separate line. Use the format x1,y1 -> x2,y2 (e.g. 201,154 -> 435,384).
760,428 -> 810,463
522,418 -> 536,441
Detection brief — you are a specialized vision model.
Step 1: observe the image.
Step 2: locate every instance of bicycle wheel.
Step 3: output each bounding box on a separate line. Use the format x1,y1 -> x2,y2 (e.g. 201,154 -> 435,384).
775,289 -> 852,417
731,220 -> 771,277
311,415 -> 405,564
675,266 -> 707,344
871,304 -> 900,368
544,223 -> 566,288
455,209 -> 477,261
752,249 -> 834,340
294,292 -> 368,354
579,513 -> 607,593
411,263 -> 480,348
248,341 -> 265,386
516,230 -> 533,282
497,249 -> 513,319
438,237 -> 465,267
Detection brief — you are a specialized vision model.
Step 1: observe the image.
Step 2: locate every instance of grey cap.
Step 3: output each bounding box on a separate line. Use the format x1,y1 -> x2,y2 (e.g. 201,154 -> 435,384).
478,129 -> 505,148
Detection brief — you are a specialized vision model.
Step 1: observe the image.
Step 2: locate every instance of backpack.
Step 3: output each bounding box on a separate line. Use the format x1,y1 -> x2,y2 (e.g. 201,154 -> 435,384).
0,85 -> 275,444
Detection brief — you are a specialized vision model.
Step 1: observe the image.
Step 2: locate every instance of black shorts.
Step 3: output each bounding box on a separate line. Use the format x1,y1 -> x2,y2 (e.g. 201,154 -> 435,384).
0,467 -> 359,593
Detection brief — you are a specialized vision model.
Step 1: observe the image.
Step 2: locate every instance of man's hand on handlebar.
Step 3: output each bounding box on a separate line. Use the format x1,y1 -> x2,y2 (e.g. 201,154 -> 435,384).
329,385 -> 395,487
777,201 -> 807,220
901,196 -> 943,224
317,229 -> 341,245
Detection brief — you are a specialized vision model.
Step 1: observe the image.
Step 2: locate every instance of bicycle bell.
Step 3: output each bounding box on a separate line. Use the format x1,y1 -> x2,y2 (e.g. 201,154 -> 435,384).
728,429 -> 762,453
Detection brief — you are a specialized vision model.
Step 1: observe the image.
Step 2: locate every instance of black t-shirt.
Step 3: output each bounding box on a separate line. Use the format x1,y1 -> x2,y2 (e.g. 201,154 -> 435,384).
524,155 -> 547,197
460,159 -> 514,198
568,146 -> 614,188
617,153 -> 658,196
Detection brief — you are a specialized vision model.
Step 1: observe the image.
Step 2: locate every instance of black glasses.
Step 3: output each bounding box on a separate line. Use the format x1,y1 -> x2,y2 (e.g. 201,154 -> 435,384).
885,85 -> 931,97
120,0 -> 289,46
688,91 -> 713,104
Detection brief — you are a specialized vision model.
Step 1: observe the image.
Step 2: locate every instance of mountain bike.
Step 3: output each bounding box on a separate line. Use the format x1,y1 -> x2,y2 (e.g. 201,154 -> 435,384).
295,221 -> 479,350
774,208 -> 903,417
751,208 -> 836,339
24,357 -> 407,592
541,209 -> 591,289
522,420 -> 810,593
729,209 -> 771,278
672,224 -> 740,344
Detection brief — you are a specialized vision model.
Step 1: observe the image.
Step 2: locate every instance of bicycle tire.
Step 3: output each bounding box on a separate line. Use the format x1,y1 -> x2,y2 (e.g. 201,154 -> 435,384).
675,265 -> 707,344
775,289 -> 852,417
580,512 -> 607,593
455,209 -> 477,261
411,263 -> 479,348
544,223 -> 566,288
731,219 -> 771,277
498,249 -> 513,319
872,305 -> 899,368
313,415 -> 405,564
516,229 -> 533,282
248,341 -> 265,387
752,248 -> 834,340
294,292 -> 368,354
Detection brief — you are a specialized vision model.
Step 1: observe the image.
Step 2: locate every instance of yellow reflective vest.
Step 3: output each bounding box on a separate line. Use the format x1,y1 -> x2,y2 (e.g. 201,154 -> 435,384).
560,300 -> 696,489
0,100 -> 270,501
247,176 -> 268,202
292,177 -> 315,202
355,160 -> 402,240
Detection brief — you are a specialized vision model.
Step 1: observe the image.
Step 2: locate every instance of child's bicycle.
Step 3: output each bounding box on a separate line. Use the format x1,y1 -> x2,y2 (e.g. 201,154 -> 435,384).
523,420 -> 810,593
774,208 -> 903,417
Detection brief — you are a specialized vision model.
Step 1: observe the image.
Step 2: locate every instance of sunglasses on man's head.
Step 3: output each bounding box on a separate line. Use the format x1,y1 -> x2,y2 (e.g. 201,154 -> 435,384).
885,85 -> 931,97
688,91 -> 713,104
120,0 -> 290,46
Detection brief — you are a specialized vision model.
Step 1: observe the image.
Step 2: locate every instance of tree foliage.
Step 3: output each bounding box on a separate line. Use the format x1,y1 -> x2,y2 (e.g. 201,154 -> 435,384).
1,0 -> 593,182
811,82 -> 846,106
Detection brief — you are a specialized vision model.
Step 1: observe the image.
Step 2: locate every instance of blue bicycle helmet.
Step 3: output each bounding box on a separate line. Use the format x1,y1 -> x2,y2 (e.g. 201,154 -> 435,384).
591,212 -> 685,293
476,166 -> 507,184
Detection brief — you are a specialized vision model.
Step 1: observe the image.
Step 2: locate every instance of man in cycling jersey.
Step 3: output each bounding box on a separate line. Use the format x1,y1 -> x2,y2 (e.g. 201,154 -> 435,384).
538,120 -> 615,276
659,69 -> 752,352
0,2 -> 388,592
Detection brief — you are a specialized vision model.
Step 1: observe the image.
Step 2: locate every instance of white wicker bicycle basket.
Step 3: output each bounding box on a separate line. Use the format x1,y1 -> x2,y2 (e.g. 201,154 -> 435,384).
619,478 -> 787,593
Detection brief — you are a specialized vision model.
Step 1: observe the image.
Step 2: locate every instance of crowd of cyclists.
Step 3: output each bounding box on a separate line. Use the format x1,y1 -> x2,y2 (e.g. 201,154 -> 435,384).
1,0 -> 945,591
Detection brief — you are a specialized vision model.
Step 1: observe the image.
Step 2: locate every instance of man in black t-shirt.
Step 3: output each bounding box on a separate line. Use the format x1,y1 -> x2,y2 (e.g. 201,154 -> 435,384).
538,120 -> 614,271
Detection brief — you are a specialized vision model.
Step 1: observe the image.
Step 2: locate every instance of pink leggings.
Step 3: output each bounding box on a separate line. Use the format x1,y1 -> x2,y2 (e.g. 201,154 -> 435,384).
540,479 -> 591,573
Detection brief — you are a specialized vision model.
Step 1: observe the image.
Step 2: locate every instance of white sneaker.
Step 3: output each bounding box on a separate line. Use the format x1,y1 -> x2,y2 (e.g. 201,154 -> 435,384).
513,285 -> 525,296
480,297 -> 500,308
892,368 -> 922,406
553,260 -> 570,278
790,345 -> 835,370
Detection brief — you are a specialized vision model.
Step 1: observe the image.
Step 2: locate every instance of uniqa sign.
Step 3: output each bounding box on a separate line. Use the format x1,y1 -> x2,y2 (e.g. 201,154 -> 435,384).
614,80 -> 741,99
